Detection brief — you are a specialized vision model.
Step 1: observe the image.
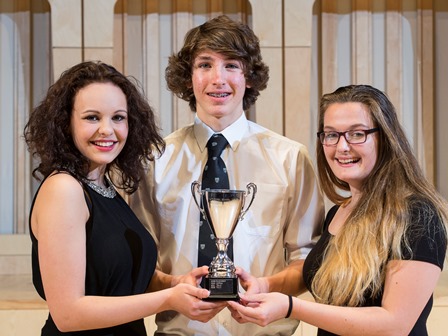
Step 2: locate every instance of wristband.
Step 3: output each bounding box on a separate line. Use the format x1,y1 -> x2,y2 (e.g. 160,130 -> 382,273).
285,295 -> 293,318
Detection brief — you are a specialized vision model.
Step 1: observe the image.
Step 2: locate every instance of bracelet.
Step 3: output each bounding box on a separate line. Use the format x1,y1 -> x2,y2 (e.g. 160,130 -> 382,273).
285,295 -> 293,318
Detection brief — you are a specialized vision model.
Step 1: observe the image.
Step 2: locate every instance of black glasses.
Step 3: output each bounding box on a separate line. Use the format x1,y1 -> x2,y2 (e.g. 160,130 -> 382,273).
317,128 -> 379,146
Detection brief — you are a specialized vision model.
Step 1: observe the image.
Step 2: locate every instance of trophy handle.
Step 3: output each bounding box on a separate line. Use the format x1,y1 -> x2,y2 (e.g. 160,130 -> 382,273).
191,181 -> 207,218
239,182 -> 257,220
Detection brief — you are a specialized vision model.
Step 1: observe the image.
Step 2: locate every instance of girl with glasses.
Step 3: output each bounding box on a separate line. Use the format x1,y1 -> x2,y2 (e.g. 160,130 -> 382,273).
229,84 -> 447,335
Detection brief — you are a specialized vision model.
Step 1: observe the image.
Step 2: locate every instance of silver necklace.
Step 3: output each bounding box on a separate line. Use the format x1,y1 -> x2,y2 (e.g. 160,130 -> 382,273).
83,177 -> 117,199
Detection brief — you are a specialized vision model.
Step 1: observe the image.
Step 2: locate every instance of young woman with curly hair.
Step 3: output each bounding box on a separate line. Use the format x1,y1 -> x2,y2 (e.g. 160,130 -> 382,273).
24,61 -> 213,336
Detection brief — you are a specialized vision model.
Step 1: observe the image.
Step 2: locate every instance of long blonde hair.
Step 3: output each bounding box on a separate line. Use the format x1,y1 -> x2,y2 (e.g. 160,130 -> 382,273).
313,85 -> 448,306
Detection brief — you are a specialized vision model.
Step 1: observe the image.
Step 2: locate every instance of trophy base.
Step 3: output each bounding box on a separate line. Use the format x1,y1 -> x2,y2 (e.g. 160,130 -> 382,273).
203,276 -> 239,301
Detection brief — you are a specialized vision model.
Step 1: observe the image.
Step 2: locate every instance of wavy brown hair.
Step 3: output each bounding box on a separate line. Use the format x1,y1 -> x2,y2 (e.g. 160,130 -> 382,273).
165,15 -> 269,112
24,61 -> 165,194
313,84 -> 448,306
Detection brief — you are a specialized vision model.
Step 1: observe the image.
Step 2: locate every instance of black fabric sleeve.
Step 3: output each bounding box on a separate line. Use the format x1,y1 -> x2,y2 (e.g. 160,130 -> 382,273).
402,201 -> 447,270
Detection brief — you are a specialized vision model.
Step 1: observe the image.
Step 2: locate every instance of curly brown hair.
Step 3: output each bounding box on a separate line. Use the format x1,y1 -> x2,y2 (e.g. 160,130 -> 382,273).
24,61 -> 165,194
165,15 -> 269,112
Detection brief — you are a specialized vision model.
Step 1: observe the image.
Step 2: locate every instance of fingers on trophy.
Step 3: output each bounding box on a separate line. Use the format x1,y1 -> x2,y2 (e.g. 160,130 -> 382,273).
191,181 -> 257,301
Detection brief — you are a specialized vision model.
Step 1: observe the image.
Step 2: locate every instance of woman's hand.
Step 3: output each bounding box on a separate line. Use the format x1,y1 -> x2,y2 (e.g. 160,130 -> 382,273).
168,283 -> 226,322
227,292 -> 290,326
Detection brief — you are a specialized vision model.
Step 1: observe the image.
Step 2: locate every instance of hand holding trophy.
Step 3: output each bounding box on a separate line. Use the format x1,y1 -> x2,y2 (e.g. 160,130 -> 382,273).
191,181 -> 257,300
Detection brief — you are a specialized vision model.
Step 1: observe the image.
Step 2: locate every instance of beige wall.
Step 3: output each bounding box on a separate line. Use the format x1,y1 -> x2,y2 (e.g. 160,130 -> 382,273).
1,0 -> 448,334
1,0 -> 447,233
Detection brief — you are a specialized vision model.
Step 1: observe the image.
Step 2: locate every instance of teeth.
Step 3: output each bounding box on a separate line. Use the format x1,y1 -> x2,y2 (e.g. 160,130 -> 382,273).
95,141 -> 114,147
209,93 -> 229,98
338,158 -> 358,164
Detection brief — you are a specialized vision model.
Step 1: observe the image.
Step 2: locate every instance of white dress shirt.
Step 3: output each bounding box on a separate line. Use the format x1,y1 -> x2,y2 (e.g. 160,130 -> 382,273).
130,113 -> 324,336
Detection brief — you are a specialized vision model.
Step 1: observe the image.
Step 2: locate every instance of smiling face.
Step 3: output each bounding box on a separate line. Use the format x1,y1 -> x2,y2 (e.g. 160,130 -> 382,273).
192,50 -> 249,131
322,102 -> 379,195
70,82 -> 128,175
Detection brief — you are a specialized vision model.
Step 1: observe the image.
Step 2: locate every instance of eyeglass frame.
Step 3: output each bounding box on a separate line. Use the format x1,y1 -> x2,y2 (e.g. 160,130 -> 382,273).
317,128 -> 379,146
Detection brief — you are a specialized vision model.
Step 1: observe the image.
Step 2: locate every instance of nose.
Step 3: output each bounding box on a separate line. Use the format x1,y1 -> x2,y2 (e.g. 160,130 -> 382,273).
336,134 -> 350,152
211,67 -> 225,85
98,119 -> 113,136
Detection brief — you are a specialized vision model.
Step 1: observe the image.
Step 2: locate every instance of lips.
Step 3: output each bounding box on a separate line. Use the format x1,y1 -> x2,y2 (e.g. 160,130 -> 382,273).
337,158 -> 360,164
92,141 -> 116,148
207,92 -> 230,98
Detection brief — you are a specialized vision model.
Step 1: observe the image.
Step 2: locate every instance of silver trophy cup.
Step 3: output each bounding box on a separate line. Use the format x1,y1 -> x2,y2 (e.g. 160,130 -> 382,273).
191,181 -> 257,300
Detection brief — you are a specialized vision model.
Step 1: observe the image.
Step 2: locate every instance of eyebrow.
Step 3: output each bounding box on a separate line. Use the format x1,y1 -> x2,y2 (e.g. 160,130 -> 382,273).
79,109 -> 128,114
323,123 -> 372,130
195,55 -> 213,61
196,55 -> 212,60
194,54 -> 239,62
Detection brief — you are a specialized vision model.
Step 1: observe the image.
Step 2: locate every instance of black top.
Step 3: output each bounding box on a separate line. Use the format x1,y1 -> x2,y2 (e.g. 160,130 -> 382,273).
30,177 -> 157,336
303,202 -> 447,336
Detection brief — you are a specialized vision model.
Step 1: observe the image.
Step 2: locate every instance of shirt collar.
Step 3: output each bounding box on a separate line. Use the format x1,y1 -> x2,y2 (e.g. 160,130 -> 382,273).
194,113 -> 248,152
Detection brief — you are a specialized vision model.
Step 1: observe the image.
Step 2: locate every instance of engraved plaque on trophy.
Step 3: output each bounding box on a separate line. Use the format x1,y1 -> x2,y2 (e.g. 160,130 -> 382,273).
191,181 -> 257,300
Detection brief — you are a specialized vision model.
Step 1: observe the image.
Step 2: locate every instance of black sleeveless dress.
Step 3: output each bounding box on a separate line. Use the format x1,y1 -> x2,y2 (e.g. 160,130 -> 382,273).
30,178 -> 157,336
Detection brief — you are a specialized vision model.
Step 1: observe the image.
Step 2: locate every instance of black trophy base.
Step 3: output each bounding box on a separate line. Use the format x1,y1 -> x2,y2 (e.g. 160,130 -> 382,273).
203,276 -> 239,301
